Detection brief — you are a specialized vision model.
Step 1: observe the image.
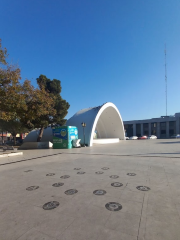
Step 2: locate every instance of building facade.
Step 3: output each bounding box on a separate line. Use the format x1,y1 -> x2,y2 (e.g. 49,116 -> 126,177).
124,112 -> 180,138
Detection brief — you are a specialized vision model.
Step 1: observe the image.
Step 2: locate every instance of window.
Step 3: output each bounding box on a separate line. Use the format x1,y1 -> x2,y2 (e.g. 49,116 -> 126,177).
151,130 -> 156,135
136,124 -> 141,135
124,125 -> 128,130
143,123 -> 148,129
169,121 -> 175,128
151,123 -> 157,128
160,122 -> 166,128
169,129 -> 174,135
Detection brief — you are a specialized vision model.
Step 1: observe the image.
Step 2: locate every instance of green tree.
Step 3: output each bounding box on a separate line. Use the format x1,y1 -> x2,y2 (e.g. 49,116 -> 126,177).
34,75 -> 70,141
20,79 -> 57,141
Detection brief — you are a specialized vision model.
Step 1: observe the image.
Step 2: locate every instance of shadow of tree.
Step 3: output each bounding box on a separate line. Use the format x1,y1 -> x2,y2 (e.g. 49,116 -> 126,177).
156,141 -> 180,144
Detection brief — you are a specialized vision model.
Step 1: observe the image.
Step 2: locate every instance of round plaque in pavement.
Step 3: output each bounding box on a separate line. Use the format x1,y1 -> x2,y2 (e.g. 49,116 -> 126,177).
95,171 -> 104,174
101,167 -> 109,170
111,182 -> 123,187
52,183 -> 64,187
109,175 -> 119,179
127,173 -> 136,176
64,189 -> 78,195
26,186 -> 39,191
43,201 -> 59,210
60,175 -> 70,179
77,171 -> 85,174
46,173 -> 55,176
105,202 -> 122,211
93,190 -> 106,195
74,168 -> 81,170
136,186 -> 150,191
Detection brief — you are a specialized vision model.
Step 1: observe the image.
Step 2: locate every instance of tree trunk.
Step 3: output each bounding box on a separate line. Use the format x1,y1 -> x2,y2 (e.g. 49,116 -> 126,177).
1,130 -> 4,144
37,127 -> 44,142
13,135 -> 16,145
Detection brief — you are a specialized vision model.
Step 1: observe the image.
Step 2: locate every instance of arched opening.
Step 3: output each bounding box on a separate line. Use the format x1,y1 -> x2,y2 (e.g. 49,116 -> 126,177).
90,103 -> 125,146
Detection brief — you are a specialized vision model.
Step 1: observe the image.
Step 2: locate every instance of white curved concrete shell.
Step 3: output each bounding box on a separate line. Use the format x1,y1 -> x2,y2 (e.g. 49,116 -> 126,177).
66,102 -> 125,146
24,127 -> 53,143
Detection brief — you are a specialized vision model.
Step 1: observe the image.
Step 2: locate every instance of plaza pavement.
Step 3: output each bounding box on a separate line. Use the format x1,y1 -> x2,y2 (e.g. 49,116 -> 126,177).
0,139 -> 180,240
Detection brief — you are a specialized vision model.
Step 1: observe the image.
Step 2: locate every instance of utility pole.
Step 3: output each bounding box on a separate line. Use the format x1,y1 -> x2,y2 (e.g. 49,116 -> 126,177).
164,44 -> 167,116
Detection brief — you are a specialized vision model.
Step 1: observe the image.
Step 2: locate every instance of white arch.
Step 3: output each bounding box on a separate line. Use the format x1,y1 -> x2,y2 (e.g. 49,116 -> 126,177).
66,102 -> 125,146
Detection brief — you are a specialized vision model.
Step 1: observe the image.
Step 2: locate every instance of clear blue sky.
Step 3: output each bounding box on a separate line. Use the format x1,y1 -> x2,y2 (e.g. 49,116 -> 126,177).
1,0 -> 180,121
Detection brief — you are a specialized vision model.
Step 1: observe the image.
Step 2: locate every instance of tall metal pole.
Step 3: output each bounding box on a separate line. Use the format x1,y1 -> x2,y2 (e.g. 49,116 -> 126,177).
164,44 -> 167,116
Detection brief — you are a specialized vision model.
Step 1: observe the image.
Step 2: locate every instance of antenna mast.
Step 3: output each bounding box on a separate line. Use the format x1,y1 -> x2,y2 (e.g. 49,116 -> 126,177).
164,44 -> 167,116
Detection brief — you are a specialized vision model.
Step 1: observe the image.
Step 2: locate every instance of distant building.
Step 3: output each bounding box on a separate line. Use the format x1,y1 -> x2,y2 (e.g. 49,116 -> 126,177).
124,112 -> 180,138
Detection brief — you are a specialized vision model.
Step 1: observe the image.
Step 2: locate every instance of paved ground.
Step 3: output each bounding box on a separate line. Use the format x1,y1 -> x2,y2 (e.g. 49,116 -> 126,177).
0,139 -> 180,240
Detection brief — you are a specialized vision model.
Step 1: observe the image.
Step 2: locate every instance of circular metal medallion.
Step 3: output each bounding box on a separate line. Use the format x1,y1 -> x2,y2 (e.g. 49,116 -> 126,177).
43,201 -> 59,210
136,186 -> 150,191
110,175 -> 119,179
95,171 -> 104,174
127,173 -> 136,176
60,175 -> 70,179
77,171 -> 85,174
24,170 -> 32,172
105,202 -> 122,211
101,167 -> 109,170
64,189 -> 78,195
52,182 -> 64,187
46,173 -> 55,176
26,186 -> 39,191
74,168 -> 81,170
111,182 -> 123,187
93,189 -> 106,195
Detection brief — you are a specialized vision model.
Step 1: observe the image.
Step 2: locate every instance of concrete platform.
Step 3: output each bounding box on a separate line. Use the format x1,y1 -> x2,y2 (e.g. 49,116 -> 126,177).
93,138 -> 119,144
0,151 -> 23,158
0,139 -> 180,240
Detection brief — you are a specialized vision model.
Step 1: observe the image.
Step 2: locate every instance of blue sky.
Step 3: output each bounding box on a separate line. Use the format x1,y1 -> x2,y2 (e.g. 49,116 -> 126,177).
1,0 -> 180,121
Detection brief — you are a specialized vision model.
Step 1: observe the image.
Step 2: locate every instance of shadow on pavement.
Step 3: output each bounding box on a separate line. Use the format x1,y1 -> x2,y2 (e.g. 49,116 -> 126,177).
156,141 -> 180,144
146,152 -> 180,155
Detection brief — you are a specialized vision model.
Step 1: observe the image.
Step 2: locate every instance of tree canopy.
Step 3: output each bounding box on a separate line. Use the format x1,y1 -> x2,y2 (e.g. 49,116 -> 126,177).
36,74 -> 70,126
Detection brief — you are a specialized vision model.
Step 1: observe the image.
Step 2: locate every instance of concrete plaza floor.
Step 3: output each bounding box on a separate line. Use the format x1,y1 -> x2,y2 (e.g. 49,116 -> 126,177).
0,139 -> 180,240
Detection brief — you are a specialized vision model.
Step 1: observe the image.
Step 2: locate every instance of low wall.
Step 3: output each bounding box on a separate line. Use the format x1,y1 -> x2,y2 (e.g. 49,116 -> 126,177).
19,142 -> 53,150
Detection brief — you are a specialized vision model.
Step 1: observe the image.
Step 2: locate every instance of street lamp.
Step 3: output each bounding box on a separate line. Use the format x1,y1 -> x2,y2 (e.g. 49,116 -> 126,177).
81,122 -> 86,147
